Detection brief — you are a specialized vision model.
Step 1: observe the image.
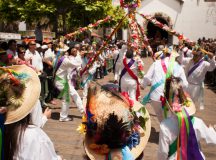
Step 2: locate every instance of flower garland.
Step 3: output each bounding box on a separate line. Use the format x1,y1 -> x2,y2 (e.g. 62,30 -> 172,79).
138,13 -> 194,43
120,0 -> 141,8
65,16 -> 111,38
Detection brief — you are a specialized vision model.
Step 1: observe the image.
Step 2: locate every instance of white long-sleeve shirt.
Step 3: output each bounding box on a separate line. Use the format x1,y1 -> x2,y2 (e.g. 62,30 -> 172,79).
179,54 -> 216,85
56,55 -> 82,81
14,125 -> 61,160
142,57 -> 188,102
25,49 -> 43,71
30,100 -> 47,128
158,116 -> 216,160
119,57 -> 139,83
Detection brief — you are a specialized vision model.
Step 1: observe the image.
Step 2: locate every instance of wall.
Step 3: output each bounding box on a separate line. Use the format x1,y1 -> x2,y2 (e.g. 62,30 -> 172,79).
134,0 -> 216,44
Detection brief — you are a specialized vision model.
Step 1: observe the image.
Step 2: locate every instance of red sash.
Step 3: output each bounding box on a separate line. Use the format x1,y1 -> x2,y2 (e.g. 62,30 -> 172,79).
161,59 -> 167,74
123,58 -> 140,100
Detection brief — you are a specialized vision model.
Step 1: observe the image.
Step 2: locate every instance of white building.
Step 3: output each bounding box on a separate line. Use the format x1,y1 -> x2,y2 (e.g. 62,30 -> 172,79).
113,0 -> 216,44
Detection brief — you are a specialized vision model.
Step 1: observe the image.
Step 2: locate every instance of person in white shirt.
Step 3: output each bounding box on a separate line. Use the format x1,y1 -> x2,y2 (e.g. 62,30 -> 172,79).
25,41 -> 43,73
178,46 -> 216,110
55,48 -> 84,122
113,43 -> 127,83
142,51 -> 188,122
43,41 -> 56,104
119,48 -> 142,101
30,99 -> 51,128
158,76 -> 216,160
81,50 -> 98,102
1,65 -> 61,160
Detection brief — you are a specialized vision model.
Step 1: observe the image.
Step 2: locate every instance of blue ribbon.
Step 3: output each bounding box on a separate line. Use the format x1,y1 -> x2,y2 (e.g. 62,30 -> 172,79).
122,146 -> 134,160
142,79 -> 164,105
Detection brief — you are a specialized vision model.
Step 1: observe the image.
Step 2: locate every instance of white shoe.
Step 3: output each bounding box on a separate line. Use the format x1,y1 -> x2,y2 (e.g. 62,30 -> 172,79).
200,105 -> 204,110
59,117 -> 72,122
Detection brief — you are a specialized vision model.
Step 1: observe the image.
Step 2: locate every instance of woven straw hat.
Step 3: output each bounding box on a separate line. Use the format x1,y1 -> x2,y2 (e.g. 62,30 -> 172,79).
0,65 -> 40,124
83,83 -> 151,160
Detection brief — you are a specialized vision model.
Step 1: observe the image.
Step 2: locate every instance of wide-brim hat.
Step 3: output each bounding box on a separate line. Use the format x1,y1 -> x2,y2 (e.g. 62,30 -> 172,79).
56,42 -> 69,52
83,83 -> 151,160
0,65 -> 41,124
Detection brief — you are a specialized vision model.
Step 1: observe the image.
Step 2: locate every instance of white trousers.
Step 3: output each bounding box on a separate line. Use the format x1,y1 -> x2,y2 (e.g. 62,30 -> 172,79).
114,63 -> 121,81
56,81 -> 84,119
82,78 -> 89,100
186,83 -> 204,109
120,78 -> 137,100
150,100 -> 164,123
199,82 -> 205,109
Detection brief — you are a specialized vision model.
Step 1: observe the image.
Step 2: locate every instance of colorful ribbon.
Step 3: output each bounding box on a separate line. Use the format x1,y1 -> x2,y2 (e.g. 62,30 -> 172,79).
0,114 -> 5,160
55,76 -> 70,102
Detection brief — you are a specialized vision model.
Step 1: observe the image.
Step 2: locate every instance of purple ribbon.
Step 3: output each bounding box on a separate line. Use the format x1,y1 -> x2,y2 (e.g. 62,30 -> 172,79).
187,59 -> 204,77
119,59 -> 135,92
184,109 -> 204,160
70,68 -> 77,87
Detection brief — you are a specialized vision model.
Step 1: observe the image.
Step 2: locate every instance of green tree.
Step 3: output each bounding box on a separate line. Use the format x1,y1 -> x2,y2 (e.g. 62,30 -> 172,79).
0,0 -> 127,35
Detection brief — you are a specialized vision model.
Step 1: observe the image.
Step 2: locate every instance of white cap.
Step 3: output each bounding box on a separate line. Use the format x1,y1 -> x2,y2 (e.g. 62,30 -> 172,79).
41,45 -> 48,49
36,43 -> 41,48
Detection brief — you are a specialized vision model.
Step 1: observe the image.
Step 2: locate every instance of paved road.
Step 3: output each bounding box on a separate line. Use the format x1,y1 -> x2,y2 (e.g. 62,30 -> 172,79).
44,57 -> 216,160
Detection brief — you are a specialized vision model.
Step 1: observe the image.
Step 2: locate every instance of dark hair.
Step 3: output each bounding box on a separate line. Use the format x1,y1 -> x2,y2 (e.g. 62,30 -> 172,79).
165,77 -> 186,105
8,40 -> 16,47
126,49 -> 134,59
4,114 -> 30,160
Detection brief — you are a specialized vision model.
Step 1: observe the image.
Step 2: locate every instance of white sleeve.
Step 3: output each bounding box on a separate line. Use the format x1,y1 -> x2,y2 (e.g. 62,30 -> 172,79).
194,117 -> 216,144
158,123 -> 170,160
30,100 -> 48,128
142,62 -> 155,88
178,50 -> 191,66
178,65 -> 188,89
38,55 -> 44,71
24,52 -> 32,61
88,62 -> 97,75
65,58 -> 81,68
16,127 -> 60,160
206,58 -> 216,72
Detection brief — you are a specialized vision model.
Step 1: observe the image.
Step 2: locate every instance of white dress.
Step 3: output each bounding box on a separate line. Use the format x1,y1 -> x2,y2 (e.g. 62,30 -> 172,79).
14,125 -> 61,160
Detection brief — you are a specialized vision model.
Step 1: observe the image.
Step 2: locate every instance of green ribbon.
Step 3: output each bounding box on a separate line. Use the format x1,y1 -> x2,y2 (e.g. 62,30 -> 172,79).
55,76 -> 70,102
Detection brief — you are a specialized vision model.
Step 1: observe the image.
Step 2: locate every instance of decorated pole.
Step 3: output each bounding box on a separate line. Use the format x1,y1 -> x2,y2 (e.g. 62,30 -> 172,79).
80,14 -> 128,76
135,19 -> 155,61
65,16 -> 111,39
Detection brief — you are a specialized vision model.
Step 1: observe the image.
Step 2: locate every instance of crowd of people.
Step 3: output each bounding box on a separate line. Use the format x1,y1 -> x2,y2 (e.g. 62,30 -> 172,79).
1,35 -> 216,160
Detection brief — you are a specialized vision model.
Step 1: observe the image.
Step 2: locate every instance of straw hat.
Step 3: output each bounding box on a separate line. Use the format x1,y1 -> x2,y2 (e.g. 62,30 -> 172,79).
0,65 -> 41,124
83,83 -> 151,160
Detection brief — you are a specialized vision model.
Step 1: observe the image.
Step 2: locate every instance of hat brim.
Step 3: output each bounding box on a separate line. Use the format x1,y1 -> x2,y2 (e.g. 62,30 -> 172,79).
169,97 -> 196,116
4,65 -> 41,124
84,101 -> 151,160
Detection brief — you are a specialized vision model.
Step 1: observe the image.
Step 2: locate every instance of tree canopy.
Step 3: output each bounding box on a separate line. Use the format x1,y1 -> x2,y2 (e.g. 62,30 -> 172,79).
0,0 -> 127,34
